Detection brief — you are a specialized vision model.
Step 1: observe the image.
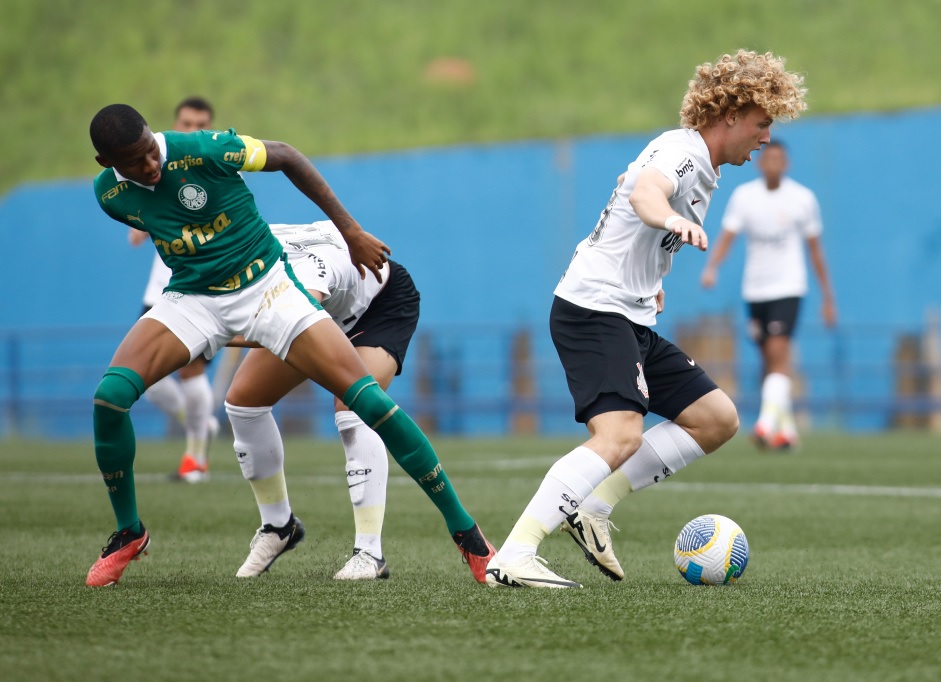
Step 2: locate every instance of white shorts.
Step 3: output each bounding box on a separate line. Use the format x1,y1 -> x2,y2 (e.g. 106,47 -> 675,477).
142,257 -> 331,361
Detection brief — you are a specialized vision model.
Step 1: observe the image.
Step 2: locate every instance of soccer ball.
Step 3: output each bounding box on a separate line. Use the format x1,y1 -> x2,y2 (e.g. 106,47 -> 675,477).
674,514 -> 749,585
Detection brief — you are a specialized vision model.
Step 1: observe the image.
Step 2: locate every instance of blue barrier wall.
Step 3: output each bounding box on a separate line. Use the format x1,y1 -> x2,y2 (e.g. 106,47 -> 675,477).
2,107 -> 940,436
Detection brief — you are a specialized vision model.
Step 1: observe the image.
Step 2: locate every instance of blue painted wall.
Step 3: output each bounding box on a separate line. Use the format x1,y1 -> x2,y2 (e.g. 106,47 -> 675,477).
2,107 -> 940,436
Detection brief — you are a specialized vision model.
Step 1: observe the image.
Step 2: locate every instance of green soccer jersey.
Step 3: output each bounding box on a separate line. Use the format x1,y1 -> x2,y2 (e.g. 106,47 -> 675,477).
94,129 -> 283,295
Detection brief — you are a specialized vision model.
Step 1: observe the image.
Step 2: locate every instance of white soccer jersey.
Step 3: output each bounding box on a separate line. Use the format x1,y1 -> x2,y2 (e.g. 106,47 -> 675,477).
142,253 -> 172,308
269,221 -> 389,333
554,128 -> 719,326
721,176 -> 822,302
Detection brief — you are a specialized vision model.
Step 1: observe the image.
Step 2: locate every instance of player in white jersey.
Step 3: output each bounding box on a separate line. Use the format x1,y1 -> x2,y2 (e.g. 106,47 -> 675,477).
486,50 -> 808,588
227,221 -> 402,580
701,141 -> 836,450
128,97 -> 219,482
225,222 -> 494,582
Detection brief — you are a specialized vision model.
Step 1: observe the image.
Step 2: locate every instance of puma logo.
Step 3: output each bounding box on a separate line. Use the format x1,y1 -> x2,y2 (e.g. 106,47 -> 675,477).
127,210 -> 144,226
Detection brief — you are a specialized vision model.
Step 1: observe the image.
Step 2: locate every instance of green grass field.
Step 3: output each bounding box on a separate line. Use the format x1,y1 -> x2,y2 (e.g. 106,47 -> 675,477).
2,432 -> 941,680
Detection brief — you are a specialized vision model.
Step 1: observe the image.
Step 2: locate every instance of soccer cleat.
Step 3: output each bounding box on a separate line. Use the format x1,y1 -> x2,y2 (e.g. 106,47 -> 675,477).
770,432 -> 800,452
236,514 -> 306,577
333,548 -> 390,581
171,453 -> 208,483
485,554 -> 582,589
452,523 -> 497,584
86,522 -> 151,587
750,424 -> 771,450
560,509 -> 625,581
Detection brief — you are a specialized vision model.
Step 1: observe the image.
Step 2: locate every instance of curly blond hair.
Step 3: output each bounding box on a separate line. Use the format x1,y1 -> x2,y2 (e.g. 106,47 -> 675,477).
680,50 -> 807,130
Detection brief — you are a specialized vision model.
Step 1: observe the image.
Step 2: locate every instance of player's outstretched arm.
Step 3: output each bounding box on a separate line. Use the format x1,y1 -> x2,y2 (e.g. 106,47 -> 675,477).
261,140 -> 390,282
700,230 -> 736,288
807,235 -> 837,327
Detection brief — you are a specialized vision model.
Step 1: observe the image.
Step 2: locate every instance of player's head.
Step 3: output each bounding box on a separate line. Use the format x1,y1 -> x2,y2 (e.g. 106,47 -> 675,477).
680,50 -> 807,166
174,96 -> 214,132
758,141 -> 789,184
90,104 -> 162,186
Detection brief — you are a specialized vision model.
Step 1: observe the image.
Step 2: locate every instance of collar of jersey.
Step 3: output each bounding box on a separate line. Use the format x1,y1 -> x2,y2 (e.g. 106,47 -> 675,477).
113,132 -> 167,191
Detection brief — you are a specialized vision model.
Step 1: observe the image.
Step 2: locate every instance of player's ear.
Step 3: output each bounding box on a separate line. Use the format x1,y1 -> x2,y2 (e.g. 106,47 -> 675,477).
724,108 -> 739,126
95,154 -> 112,169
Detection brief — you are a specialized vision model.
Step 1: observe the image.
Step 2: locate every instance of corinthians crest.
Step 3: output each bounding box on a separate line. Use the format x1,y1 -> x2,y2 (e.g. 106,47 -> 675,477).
179,184 -> 208,210
636,362 -> 649,399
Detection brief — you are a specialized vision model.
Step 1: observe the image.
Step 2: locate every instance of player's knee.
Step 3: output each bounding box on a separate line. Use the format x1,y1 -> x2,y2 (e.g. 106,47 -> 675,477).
593,430 -> 643,469
702,393 -> 739,453
93,368 -> 145,412
342,377 -> 397,429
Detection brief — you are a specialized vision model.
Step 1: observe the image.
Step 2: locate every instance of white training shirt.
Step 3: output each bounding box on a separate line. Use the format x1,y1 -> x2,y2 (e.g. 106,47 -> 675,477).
142,253 -> 172,308
554,128 -> 719,326
721,176 -> 822,302
269,221 -> 389,333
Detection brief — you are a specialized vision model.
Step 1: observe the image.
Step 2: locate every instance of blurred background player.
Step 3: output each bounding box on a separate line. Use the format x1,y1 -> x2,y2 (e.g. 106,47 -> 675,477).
700,141 -> 836,450
486,50 -> 807,588
128,96 -> 220,481
226,221 -> 494,582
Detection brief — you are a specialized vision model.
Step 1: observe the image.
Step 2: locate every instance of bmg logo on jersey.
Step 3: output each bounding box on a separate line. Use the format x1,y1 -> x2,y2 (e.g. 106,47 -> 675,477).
179,184 -> 208,210
675,158 -> 694,178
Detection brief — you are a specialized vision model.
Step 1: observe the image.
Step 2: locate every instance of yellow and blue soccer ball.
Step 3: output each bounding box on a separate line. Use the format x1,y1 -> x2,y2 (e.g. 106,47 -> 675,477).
674,514 -> 749,585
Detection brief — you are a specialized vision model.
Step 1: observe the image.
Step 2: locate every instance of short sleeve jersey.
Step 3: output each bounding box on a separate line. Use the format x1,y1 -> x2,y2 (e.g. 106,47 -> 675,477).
94,129 -> 282,295
554,128 -> 718,326
269,221 -> 388,333
722,176 -> 822,302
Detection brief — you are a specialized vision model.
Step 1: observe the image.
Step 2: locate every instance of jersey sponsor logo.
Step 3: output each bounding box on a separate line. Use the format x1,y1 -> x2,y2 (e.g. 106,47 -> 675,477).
223,149 -> 248,164
213,258 -> 266,292
636,362 -> 649,399
179,184 -> 208,210
660,232 -> 683,254
101,181 -> 129,202
153,212 -> 232,257
675,158 -> 694,178
166,155 -> 203,172
127,210 -> 144,226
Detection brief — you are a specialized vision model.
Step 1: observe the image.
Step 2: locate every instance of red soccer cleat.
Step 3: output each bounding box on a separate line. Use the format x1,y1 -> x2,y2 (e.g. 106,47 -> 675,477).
86,523 -> 151,587
452,523 -> 497,584
172,454 -> 208,483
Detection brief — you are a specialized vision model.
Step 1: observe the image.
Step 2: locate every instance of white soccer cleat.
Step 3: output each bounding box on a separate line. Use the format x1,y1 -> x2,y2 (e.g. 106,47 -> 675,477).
235,515 -> 306,578
333,549 -> 390,581
560,509 -> 625,581
485,554 -> 581,589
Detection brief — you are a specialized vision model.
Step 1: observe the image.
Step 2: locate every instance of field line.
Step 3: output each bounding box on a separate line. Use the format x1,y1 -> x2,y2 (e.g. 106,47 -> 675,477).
5,466 -> 941,499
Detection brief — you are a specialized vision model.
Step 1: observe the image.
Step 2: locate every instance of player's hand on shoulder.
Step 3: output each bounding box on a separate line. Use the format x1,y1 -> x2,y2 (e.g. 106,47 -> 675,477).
345,227 -> 391,282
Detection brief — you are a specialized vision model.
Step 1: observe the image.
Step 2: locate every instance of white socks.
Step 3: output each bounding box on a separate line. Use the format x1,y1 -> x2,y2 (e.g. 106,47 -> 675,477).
181,374 -> 213,465
226,402 -> 292,528
757,372 -> 795,437
335,410 -> 388,559
579,421 -> 705,517
497,446 -> 611,563
144,376 -> 185,424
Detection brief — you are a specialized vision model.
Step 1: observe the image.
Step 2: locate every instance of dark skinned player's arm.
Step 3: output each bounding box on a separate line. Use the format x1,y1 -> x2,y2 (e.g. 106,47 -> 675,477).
261,140 -> 390,282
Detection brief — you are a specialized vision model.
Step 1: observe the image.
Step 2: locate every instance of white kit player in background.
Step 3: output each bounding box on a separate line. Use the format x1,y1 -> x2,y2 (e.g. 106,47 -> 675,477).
127,96 -> 220,482
485,50 -> 807,589
701,141 -> 836,450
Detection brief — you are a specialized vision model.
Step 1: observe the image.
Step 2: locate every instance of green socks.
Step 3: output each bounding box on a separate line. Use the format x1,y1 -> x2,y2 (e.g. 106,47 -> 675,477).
93,367 -> 145,533
343,376 -> 474,535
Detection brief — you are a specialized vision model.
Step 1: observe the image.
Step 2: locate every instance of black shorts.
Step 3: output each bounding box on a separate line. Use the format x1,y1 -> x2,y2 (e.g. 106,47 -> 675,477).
346,261 -> 420,376
747,296 -> 801,342
549,296 -> 718,423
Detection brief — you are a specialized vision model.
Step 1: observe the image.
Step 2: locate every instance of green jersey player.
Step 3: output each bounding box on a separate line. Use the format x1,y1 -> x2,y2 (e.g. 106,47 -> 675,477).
86,104 -> 495,587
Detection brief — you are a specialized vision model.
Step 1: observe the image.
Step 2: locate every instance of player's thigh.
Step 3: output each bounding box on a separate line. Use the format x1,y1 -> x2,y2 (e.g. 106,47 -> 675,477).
284,318 -> 370,399
333,346 -> 397,411
109,318 -> 192,388
672,388 -> 739,453
226,348 -> 307,407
